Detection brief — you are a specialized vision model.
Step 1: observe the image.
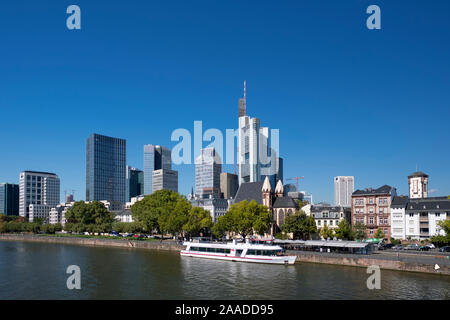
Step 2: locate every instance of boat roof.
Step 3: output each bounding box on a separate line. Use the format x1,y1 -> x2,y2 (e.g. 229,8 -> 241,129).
273,239 -> 371,249
183,241 -> 283,250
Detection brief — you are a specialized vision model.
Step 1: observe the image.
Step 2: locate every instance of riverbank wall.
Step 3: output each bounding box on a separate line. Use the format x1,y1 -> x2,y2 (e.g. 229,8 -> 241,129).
292,251 -> 450,276
0,234 -> 182,251
1,234 -> 449,275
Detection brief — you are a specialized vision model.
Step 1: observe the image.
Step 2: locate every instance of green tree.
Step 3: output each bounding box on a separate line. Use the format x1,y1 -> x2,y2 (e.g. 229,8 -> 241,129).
158,196 -> 191,238
374,228 -> 385,239
437,220 -> 450,235
282,211 -> 317,240
352,222 -> 367,240
183,207 -> 213,238
334,220 -> 353,240
320,225 -> 334,239
212,200 -> 271,239
131,190 -> 187,234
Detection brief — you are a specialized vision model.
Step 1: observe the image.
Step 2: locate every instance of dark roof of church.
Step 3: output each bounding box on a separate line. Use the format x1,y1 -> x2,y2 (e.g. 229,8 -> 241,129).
391,196 -> 409,208
233,181 -> 264,205
273,197 -> 297,208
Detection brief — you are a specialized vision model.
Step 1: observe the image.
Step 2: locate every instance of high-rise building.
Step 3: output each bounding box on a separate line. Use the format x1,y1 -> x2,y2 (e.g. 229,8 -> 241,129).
195,148 -> 222,198
408,171 -> 428,199
237,84 -> 279,186
0,183 -> 19,216
152,169 -> 178,193
143,144 -> 171,195
126,166 -> 144,201
220,173 -> 239,199
19,171 -> 60,220
86,133 -> 126,205
334,176 -> 354,207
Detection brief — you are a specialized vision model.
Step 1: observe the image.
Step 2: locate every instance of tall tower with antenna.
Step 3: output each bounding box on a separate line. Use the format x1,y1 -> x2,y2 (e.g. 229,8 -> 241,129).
238,81 -> 246,117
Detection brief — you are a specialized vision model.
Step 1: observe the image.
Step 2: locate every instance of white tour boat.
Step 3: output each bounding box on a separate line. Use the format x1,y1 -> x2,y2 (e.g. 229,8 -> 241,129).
180,239 -> 297,265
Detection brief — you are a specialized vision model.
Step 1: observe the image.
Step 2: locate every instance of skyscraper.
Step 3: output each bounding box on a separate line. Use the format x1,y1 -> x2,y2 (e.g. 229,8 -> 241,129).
220,173 -> 238,199
19,171 -> 60,220
152,169 -> 178,193
143,144 -> 172,195
195,147 -> 222,198
0,183 -> 19,216
126,166 -> 144,201
334,176 -> 354,207
86,133 -> 126,205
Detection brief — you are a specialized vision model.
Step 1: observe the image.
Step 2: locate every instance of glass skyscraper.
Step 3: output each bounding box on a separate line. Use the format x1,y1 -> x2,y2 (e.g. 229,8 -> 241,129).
126,166 -> 144,201
0,183 -> 19,216
195,147 -> 222,198
143,144 -> 172,195
86,133 -> 126,204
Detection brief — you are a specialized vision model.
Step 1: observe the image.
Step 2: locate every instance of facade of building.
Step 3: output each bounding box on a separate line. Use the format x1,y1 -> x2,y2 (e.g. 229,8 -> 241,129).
351,185 -> 397,239
86,133 -> 126,205
143,144 -> 172,195
195,148 -> 222,198
114,209 -> 134,223
390,196 -> 409,240
126,166 -> 144,202
29,204 -> 53,223
220,173 -> 239,199
408,171 -> 429,199
310,205 -> 351,232
334,176 -> 354,207
152,169 -> 178,193
19,171 -> 60,220
0,183 -> 19,216
404,197 -> 449,240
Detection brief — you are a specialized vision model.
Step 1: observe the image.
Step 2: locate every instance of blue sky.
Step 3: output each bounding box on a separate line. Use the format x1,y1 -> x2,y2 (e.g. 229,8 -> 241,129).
1,0 -> 449,203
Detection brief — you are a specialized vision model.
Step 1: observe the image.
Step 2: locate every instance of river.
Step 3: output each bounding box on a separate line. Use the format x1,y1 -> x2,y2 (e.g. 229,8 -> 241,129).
0,241 -> 448,300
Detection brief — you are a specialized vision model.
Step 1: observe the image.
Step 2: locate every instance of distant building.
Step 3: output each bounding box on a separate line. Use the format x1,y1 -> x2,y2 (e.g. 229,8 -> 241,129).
351,185 -> 397,239
126,166 -> 144,201
189,196 -> 230,223
408,171 -> 429,199
152,169 -> 178,193
0,183 -> 19,216
220,173 -> 238,199
66,194 -> 74,203
114,209 -> 134,223
143,145 -> 171,195
19,171 -> 60,221
334,176 -> 354,207
49,203 -> 72,225
310,205 -> 351,234
195,148 -> 222,198
86,133 -> 126,205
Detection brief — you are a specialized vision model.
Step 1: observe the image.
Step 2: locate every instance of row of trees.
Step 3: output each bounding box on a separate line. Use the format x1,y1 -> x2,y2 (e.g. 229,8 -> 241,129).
0,215 -> 62,234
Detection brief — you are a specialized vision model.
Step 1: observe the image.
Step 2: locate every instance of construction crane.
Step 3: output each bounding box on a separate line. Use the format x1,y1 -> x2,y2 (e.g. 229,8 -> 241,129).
287,177 -> 304,191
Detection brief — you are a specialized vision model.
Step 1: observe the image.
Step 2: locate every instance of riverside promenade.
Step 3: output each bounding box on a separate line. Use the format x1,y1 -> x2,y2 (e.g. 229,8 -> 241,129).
1,234 -> 449,275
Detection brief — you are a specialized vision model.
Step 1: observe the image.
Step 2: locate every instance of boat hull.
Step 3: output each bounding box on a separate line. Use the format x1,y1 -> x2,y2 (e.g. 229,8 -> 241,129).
180,250 -> 297,265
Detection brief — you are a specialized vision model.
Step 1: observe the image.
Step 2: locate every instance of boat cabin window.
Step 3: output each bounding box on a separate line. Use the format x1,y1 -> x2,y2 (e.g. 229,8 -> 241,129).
189,246 -> 230,254
247,249 -> 279,256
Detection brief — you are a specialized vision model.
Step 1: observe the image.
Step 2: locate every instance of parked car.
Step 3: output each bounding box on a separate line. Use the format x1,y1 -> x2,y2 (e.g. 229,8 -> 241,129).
383,243 -> 394,249
405,244 -> 420,250
393,244 -> 404,250
439,246 -> 450,252
419,245 -> 430,251
123,233 -> 134,238
427,243 -> 435,249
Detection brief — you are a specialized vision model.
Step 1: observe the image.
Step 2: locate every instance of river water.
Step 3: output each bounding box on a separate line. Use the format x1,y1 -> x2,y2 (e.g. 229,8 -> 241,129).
0,241 -> 448,300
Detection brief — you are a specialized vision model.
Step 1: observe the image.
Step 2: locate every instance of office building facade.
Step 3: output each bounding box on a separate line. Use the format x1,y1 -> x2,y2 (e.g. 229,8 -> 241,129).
19,171 -> 60,220
152,169 -> 178,193
220,173 -> 238,199
143,144 -> 171,195
334,176 -> 354,207
86,133 -> 126,205
126,166 -> 144,202
195,148 -> 222,198
0,183 -> 19,216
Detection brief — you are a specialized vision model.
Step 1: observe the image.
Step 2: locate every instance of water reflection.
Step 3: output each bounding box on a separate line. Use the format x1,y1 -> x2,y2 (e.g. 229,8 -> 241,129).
0,241 -> 448,300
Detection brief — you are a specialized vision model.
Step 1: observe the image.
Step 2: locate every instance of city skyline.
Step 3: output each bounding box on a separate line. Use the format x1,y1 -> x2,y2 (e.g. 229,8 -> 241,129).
1,1 -> 450,203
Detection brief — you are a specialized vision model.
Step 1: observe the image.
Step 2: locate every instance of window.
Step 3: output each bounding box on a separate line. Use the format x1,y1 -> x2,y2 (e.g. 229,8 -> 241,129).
317,220 -> 321,226
409,213 -> 414,217
436,213 -> 440,217
369,218 -> 374,224
369,199 -> 373,204
369,229 -> 374,235
369,207 -> 374,214
380,208 -> 384,214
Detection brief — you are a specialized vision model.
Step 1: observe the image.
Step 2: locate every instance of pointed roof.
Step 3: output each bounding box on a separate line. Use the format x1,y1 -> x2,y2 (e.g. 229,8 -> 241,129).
275,180 -> 284,194
262,176 -> 272,193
